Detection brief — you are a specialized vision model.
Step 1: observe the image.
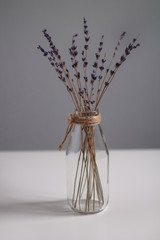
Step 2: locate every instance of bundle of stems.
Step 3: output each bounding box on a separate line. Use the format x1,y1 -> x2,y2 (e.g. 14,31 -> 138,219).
38,18 -> 140,212
72,125 -> 104,212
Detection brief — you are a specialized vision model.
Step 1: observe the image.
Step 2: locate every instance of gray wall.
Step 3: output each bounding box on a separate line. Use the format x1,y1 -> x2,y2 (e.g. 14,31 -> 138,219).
0,0 -> 160,150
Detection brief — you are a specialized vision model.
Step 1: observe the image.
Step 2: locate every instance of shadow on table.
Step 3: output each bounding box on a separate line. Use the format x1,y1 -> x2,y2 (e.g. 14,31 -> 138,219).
0,199 -> 81,218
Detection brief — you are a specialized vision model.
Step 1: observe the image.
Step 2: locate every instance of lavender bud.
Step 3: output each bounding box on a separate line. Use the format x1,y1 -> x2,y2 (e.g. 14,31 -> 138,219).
84,45 -> 88,50
128,44 -> 133,51
71,45 -> 77,51
95,53 -> 100,60
125,48 -> 130,56
91,74 -> 97,80
83,18 -> 87,24
93,62 -> 98,68
43,52 -> 48,56
115,62 -> 120,68
105,82 -> 109,87
99,66 -> 104,71
85,37 -> 90,42
110,70 -> 115,75
120,55 -> 126,62
84,77 -> 88,82
77,72 -> 80,79
73,51 -> 78,57
83,62 -> 88,68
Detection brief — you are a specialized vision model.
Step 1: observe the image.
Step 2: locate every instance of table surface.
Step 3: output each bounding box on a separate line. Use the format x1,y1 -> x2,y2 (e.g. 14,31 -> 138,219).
0,149 -> 160,240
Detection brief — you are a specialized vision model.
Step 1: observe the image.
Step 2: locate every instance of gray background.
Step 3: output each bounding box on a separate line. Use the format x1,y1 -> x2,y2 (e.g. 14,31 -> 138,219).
0,0 -> 160,150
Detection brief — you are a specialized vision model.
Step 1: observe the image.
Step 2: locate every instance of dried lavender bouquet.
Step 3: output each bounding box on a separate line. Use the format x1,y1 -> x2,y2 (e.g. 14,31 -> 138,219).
38,18 -> 140,213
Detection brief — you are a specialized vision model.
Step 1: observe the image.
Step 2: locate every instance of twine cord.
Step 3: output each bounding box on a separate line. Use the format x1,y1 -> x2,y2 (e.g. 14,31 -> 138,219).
58,112 -> 101,151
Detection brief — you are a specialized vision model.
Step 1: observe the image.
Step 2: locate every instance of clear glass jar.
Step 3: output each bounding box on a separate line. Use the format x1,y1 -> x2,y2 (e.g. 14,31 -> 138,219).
66,111 -> 109,214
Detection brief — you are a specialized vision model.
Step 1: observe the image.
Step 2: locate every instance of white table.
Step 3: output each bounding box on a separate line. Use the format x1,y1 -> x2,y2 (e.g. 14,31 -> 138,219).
0,150 -> 160,240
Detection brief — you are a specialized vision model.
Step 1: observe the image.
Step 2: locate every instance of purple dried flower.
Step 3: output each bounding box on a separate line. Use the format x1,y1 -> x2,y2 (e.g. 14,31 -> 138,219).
83,61 -> 88,68
84,30 -> 88,35
120,55 -> 126,62
128,44 -> 133,51
58,76 -> 66,82
120,31 -> 126,40
43,52 -> 48,56
99,66 -> 104,71
37,45 -> 45,52
85,37 -> 90,42
115,62 -> 120,68
73,51 -> 78,57
91,74 -> 97,81
71,45 -> 77,51
105,82 -> 109,87
84,77 -> 88,82
58,55 -> 61,60
102,59 -> 106,63
59,62 -> 65,68
95,53 -> 100,60
84,45 -> 88,50
93,62 -> 98,68
72,61 -> 78,68
83,17 -> 87,24
125,48 -> 130,56
74,72 -> 80,79
77,72 -> 80,79
38,21 -> 140,112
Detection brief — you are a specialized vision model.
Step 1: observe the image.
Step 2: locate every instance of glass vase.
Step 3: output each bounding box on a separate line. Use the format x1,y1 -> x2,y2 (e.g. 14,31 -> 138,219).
66,111 -> 109,214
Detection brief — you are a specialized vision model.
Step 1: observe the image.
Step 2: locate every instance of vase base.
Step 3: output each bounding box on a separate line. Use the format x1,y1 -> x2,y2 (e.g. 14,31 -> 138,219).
68,199 -> 109,214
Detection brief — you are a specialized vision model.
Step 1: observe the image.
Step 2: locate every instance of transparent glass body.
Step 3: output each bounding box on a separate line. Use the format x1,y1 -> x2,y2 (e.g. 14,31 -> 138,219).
66,112 -> 109,214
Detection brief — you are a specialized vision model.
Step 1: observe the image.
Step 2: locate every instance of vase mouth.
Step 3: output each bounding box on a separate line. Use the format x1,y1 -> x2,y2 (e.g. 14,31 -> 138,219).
75,110 -> 99,117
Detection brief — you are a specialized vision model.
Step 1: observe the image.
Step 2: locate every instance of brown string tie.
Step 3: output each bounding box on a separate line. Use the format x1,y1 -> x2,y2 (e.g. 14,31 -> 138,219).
58,112 -> 101,151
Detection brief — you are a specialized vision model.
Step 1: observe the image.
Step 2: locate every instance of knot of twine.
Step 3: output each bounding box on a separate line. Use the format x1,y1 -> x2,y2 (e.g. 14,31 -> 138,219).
58,112 -> 101,151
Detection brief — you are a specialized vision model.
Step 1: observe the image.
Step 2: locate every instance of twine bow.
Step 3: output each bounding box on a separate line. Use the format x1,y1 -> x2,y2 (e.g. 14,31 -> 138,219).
58,112 -> 101,151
